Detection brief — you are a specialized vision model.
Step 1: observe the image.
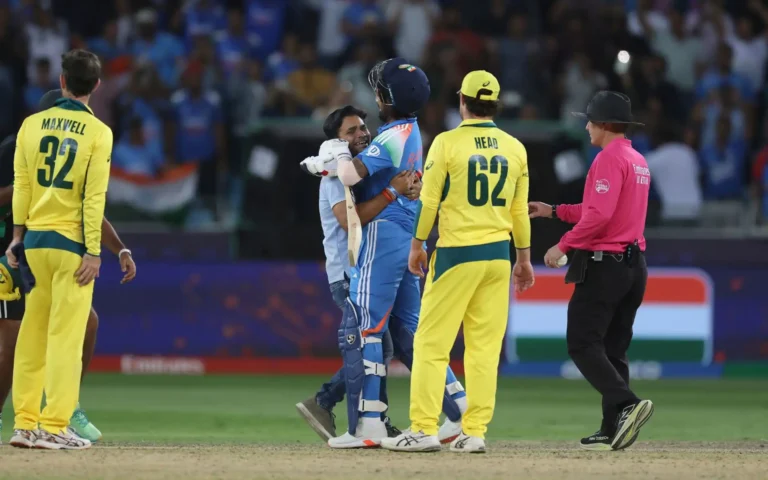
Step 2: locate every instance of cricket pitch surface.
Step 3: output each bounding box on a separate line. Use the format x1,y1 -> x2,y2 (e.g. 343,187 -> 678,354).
0,441 -> 764,480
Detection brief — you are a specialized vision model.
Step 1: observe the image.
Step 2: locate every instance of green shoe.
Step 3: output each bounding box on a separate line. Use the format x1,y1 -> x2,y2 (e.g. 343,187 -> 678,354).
69,404 -> 102,442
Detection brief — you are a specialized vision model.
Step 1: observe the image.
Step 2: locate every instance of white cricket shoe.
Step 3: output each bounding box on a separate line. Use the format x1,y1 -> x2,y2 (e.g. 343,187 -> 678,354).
327,417 -> 386,449
380,429 -> 441,452
438,418 -> 462,444
9,429 -> 38,448
450,432 -> 486,453
35,428 -> 92,450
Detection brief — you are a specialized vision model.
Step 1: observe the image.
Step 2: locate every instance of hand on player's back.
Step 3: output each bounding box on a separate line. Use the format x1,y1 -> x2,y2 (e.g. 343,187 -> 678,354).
75,254 -> 101,287
390,171 -> 420,200
407,173 -> 422,200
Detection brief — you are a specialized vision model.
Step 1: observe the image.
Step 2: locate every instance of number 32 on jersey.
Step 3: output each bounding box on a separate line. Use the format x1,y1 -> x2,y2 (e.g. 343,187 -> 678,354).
37,135 -> 78,190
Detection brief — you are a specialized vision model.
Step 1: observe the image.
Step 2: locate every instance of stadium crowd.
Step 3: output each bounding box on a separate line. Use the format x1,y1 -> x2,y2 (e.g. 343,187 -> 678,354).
0,0 -> 766,226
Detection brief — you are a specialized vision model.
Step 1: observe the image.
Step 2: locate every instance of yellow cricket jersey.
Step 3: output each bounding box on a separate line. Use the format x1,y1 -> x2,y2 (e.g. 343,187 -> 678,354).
13,98 -> 113,256
414,119 -> 530,249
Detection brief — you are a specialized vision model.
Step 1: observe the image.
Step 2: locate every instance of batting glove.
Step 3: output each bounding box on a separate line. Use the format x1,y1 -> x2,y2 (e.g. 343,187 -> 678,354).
318,139 -> 336,157
300,154 -> 337,177
327,139 -> 352,163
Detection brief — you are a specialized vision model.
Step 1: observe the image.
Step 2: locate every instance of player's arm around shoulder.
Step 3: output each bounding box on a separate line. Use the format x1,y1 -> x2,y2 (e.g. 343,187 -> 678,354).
340,135 -> 399,186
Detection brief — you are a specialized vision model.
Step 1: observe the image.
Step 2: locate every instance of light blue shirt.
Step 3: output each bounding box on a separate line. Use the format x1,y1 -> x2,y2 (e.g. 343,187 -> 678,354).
319,176 -> 348,284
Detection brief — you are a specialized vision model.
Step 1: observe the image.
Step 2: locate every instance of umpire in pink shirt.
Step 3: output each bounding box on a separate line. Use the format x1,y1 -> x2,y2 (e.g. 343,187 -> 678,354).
529,91 -> 654,452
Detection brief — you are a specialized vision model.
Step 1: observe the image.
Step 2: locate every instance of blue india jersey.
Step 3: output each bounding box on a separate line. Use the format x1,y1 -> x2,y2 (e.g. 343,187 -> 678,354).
355,118 -> 423,231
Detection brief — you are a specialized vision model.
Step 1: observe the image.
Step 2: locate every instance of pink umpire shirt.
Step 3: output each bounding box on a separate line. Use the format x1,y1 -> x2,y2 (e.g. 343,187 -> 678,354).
556,138 -> 650,254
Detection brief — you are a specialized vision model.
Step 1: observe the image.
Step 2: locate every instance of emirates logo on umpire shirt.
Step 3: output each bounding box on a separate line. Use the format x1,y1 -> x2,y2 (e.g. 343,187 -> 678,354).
595,179 -> 610,194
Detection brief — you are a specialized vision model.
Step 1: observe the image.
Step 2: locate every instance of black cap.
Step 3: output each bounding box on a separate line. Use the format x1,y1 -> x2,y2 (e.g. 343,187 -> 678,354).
571,91 -> 644,126
39,89 -> 63,111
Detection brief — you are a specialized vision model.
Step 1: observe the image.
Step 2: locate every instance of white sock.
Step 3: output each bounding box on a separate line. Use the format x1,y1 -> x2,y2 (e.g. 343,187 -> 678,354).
456,396 -> 468,415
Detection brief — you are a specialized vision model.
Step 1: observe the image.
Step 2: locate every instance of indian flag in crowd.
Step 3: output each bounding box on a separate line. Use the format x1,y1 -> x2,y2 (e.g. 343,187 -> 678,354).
107,164 -> 199,224
506,269 -> 714,365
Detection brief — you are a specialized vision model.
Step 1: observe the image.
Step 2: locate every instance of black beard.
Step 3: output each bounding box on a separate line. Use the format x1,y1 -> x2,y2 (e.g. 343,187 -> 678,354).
378,109 -> 388,124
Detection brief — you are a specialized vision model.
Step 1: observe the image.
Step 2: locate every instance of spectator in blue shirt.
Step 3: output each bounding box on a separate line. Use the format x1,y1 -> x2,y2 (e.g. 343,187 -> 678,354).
114,64 -> 172,160
245,0 -> 287,62
183,0 -> 227,49
341,0 -> 387,47
112,116 -> 166,176
217,8 -> 253,79
88,20 -> 127,62
23,58 -> 54,115
132,8 -> 186,89
265,33 -> 300,83
699,85 -> 747,149
190,34 -> 223,92
170,60 -> 227,214
699,114 -> 747,200
695,43 -> 755,104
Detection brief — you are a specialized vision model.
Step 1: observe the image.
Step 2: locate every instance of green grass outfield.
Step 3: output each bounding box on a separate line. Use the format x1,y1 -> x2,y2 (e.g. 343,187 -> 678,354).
2,374 -> 767,444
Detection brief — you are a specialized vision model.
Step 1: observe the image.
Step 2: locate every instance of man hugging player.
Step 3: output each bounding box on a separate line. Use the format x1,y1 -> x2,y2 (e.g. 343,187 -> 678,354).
299,59 -> 468,448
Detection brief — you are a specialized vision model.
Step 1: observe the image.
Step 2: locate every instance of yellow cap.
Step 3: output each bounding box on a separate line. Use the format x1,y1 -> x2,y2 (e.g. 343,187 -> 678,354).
459,70 -> 500,101
0,261 -> 20,301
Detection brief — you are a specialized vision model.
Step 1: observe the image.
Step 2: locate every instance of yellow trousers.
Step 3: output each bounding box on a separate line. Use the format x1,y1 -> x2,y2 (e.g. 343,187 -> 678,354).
410,241 -> 510,439
13,238 -> 93,433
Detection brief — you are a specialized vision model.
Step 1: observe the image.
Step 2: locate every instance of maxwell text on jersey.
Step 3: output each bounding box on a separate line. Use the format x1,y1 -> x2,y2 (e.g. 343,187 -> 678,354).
41,117 -> 87,136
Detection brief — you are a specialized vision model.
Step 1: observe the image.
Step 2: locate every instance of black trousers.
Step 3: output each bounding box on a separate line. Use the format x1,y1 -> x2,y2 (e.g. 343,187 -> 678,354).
566,253 -> 648,434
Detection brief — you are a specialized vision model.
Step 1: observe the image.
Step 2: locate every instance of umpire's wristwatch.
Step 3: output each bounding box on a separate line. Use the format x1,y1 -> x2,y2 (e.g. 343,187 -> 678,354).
551,204 -> 559,220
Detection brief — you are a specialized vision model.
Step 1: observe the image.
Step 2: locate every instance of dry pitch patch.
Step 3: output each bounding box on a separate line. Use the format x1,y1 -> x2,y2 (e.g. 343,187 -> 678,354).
0,442 -> 765,480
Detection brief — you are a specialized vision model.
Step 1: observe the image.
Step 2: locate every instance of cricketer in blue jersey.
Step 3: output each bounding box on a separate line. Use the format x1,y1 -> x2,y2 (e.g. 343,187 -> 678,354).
305,59 -> 468,449
295,106 -> 413,441
298,105 -> 468,445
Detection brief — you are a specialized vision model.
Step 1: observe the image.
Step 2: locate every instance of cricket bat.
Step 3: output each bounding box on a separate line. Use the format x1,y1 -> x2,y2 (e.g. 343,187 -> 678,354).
345,186 -> 362,267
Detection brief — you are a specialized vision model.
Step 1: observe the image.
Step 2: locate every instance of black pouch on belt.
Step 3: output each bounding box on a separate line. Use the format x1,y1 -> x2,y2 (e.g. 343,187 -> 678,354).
565,250 -> 589,284
625,240 -> 640,267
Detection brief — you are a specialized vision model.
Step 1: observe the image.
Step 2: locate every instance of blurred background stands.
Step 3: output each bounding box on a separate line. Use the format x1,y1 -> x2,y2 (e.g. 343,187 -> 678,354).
0,0 -> 767,256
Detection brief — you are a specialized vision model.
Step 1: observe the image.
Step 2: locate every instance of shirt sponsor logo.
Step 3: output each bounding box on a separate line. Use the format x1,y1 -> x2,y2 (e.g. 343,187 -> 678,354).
595,178 -> 610,194
367,145 -> 381,157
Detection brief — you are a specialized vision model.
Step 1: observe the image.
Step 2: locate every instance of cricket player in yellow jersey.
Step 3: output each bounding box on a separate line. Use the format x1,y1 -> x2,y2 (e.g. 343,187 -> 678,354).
382,71 -> 535,454
7,49 -> 111,450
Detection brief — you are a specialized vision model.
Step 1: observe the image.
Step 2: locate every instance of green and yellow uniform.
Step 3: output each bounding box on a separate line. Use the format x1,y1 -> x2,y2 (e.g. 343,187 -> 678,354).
12,97 -> 112,434
410,71 -> 530,439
